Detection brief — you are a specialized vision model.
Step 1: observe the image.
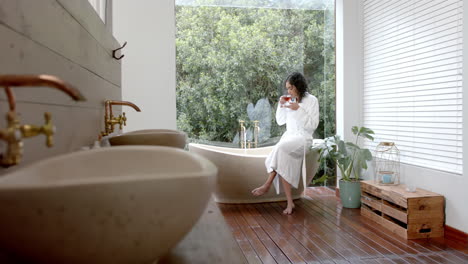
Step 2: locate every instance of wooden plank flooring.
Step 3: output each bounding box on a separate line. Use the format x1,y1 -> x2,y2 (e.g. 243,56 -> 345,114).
219,187 -> 468,264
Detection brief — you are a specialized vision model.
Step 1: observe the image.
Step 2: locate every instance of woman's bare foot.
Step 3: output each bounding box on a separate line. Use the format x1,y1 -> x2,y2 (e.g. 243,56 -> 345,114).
283,203 -> 295,215
251,184 -> 270,196
252,171 -> 276,197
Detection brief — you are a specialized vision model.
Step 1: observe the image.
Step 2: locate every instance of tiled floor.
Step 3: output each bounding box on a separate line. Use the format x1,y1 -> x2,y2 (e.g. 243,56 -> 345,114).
219,187 -> 468,264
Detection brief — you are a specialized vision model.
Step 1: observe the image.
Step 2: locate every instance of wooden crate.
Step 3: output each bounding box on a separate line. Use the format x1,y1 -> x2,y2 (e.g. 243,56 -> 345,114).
360,180 -> 444,239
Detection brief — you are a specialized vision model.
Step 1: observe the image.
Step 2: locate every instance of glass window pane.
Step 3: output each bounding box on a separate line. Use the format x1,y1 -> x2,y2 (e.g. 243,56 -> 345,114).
175,0 -> 336,186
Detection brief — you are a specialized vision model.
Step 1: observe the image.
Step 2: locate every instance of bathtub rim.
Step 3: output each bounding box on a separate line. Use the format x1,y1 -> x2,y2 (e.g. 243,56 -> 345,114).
188,143 -> 274,158
189,139 -> 324,156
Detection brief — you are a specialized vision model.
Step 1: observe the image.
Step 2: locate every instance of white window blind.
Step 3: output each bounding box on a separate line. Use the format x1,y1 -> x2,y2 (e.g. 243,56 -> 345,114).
362,0 -> 463,174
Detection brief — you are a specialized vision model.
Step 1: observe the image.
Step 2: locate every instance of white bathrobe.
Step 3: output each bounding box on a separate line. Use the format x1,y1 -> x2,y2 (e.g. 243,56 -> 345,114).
265,92 -> 320,194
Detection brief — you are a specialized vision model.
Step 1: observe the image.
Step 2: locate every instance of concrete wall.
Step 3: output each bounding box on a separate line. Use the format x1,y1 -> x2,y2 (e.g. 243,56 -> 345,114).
112,0 -> 177,131
0,0 -> 121,172
336,0 -> 468,233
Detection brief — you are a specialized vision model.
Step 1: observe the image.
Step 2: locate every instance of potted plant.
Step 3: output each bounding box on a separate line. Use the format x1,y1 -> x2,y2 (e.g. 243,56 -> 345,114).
315,126 -> 374,208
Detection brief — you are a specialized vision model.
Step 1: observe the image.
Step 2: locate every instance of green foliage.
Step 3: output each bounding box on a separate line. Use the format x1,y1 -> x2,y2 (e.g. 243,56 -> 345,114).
315,126 -> 375,182
176,5 -> 335,142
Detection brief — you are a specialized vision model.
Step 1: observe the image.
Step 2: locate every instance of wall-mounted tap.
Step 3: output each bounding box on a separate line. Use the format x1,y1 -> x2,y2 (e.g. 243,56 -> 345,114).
101,100 -> 141,137
0,111 -> 23,166
0,75 -> 85,101
20,112 -> 55,147
0,74 -> 86,167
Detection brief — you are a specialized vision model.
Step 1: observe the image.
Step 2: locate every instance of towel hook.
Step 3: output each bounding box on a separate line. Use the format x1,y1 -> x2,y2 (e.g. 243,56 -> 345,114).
112,41 -> 127,60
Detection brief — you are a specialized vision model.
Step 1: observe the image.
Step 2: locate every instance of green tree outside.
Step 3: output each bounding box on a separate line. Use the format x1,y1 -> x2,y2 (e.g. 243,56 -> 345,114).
175,5 -> 335,146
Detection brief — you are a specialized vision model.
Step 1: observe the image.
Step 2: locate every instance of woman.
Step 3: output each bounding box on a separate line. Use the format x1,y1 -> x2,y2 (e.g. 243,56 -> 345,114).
251,72 -> 319,214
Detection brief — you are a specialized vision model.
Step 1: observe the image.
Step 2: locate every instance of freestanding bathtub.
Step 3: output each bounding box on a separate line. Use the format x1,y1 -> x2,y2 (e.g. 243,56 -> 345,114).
189,143 -> 319,203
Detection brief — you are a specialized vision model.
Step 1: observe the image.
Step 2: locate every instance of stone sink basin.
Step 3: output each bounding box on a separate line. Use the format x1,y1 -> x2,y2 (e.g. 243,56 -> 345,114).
109,129 -> 187,149
0,146 -> 216,264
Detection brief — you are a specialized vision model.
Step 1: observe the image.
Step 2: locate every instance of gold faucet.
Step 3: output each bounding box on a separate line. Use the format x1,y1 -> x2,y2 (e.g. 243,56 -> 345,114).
20,112 -> 55,147
0,74 -> 86,167
101,100 -> 141,136
253,120 -> 260,148
0,112 -> 23,166
239,120 -> 246,149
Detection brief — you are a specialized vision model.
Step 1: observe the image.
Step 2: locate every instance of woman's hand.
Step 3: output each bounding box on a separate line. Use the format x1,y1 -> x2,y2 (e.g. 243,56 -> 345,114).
285,102 -> 299,110
279,96 -> 287,106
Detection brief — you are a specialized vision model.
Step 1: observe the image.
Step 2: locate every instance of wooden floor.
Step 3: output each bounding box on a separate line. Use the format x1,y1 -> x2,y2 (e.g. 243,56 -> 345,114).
219,187 -> 468,264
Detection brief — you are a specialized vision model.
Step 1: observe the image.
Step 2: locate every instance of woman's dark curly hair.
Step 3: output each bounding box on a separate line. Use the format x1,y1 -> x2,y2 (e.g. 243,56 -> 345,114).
285,72 -> 308,102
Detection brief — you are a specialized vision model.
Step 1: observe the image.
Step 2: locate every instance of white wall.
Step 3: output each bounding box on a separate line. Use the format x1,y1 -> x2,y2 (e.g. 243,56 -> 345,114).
461,0 -> 468,234
112,0 -> 177,131
0,0 -> 121,172
336,0 -> 363,141
337,0 -> 468,233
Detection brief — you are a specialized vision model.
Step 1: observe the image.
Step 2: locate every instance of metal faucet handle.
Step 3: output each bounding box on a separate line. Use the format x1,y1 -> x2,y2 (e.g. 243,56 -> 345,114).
18,112 -> 55,147
118,112 -> 127,129
43,112 -> 55,147
122,112 -> 127,126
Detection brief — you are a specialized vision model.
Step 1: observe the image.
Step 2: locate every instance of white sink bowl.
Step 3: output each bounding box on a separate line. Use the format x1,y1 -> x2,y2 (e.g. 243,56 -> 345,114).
109,129 -> 187,149
0,146 -> 216,264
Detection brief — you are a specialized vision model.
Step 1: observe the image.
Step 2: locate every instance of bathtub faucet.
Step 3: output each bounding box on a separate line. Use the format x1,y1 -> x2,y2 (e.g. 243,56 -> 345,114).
253,120 -> 259,148
238,120 -> 246,148
239,120 -> 259,149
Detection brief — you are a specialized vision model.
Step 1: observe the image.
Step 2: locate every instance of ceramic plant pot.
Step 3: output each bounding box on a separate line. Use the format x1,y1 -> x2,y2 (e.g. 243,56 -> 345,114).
339,180 -> 361,208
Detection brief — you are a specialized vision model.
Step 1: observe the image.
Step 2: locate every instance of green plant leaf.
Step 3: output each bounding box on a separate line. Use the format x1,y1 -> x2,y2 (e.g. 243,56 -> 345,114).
312,174 -> 329,184
362,149 -> 373,161
317,127 -> 376,184
346,142 -> 360,150
356,151 -> 368,170
337,139 -> 347,156
362,127 -> 375,135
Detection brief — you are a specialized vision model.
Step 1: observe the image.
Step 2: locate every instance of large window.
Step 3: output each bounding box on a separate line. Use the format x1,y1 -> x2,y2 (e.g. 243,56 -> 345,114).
362,0 -> 463,174
175,0 -> 335,148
